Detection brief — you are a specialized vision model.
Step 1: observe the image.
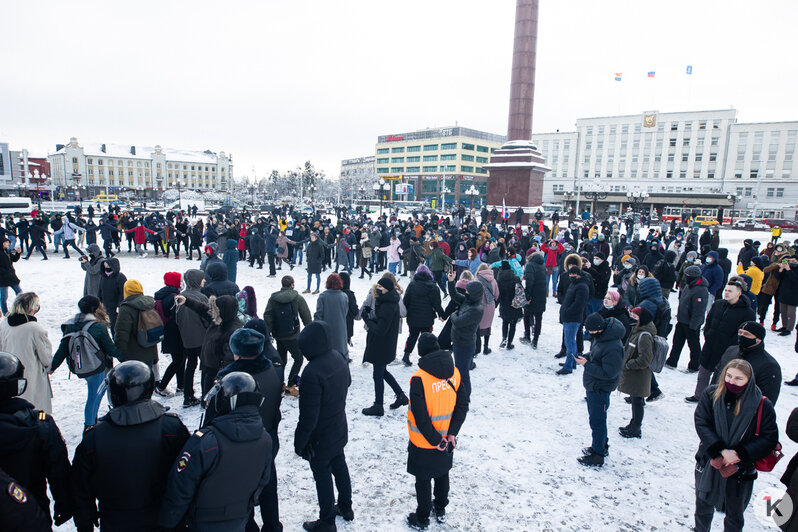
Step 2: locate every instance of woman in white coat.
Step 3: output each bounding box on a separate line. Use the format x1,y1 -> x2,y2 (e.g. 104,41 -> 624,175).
0,292 -> 53,413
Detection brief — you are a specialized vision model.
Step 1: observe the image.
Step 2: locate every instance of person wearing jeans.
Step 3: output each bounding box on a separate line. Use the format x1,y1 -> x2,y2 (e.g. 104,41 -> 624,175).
83,371 -> 106,426
0,238 -> 22,315
556,266 -> 589,375
576,314 -> 625,466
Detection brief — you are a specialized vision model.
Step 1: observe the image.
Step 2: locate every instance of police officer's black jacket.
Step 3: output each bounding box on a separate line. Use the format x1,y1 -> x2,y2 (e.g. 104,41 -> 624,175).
159,405 -> 271,531
294,321 -> 351,462
211,355 -> 282,453
71,399 -> 189,532
0,397 -> 71,526
0,466 -> 51,532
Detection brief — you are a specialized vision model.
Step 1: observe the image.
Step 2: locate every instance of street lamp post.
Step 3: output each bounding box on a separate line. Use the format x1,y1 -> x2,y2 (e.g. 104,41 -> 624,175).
372,178 -> 388,217
563,190 -> 576,212
582,180 -> 608,219
440,184 -> 451,212
465,185 -> 479,210
726,193 -> 737,226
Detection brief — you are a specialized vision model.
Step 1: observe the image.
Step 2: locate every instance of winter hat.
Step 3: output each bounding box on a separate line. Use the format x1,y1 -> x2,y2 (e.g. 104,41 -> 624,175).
78,295 -> 101,315
740,321 -> 766,340
568,266 -> 581,275
377,278 -> 394,292
623,256 -> 637,267
686,250 -> 698,261
123,279 -> 143,299
501,261 -> 511,270
584,313 -> 606,332
416,264 -> 433,279
229,328 -> 265,358
750,256 -> 764,269
684,265 -> 702,278
164,272 -> 181,289
244,317 -> 269,338
418,332 -> 439,357
605,291 -> 621,305
594,251 -> 606,261
630,306 -> 653,325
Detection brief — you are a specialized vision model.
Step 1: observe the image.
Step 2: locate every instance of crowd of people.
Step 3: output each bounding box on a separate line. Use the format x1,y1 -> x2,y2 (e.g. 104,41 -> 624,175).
0,200 -> 796,531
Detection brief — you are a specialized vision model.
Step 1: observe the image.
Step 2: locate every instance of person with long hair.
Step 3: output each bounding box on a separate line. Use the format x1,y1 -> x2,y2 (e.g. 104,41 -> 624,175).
693,359 -> 778,532
314,273 -> 350,359
0,292 -> 53,413
50,296 -> 123,429
362,278 -> 408,416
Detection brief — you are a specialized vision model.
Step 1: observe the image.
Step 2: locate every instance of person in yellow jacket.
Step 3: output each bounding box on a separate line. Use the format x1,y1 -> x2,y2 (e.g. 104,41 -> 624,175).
406,333 -> 468,530
772,225 -> 782,243
736,256 -> 764,295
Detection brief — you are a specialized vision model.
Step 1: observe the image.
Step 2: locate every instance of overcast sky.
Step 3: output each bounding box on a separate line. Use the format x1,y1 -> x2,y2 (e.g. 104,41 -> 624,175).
1,0 -> 797,181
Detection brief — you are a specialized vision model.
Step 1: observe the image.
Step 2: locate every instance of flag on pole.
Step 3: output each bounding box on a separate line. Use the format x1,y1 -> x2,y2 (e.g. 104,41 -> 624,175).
686,65 -> 693,75
614,73 -> 622,81
647,71 -> 656,78
502,198 -> 507,220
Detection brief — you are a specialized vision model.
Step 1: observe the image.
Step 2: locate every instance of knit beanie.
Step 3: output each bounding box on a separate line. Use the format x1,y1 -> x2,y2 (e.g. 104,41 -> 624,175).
164,272 -> 181,289
740,321 -> 766,340
78,295 -> 101,315
630,306 -> 654,325
684,265 -> 702,278
377,278 -> 394,292
584,313 -> 606,332
418,332 -> 440,357
123,279 -> 143,299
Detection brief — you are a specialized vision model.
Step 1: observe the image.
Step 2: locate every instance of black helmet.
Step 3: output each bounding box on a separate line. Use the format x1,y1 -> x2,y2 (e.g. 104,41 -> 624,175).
106,360 -> 154,408
205,371 -> 262,416
0,352 -> 26,400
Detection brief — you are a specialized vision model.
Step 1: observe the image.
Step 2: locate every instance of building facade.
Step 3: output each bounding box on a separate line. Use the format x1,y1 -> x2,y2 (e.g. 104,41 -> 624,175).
48,137 -> 233,199
0,143 -> 11,184
374,126 -> 505,208
534,109 -> 798,219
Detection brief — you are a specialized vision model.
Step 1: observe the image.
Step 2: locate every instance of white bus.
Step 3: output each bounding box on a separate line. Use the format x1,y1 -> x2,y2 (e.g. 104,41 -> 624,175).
0,197 -> 33,215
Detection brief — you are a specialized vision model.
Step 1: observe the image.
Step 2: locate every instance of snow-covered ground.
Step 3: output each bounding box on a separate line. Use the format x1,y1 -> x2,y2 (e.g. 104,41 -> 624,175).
18,228 -> 798,531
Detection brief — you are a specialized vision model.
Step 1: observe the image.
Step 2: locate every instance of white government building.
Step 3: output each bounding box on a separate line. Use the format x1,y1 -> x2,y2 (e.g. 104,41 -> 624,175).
48,137 -> 233,198
535,109 -> 798,220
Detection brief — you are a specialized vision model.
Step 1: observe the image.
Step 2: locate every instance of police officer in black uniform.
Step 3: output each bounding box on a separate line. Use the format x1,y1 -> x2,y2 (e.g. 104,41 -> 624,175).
207,327 -> 283,532
0,352 -> 72,529
71,360 -> 190,532
0,466 -> 51,531
159,372 -> 272,532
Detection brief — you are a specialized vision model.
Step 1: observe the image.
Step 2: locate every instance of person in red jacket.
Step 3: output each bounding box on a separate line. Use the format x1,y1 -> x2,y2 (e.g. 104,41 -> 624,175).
124,221 -> 156,257
544,239 -> 564,296
238,223 -> 247,261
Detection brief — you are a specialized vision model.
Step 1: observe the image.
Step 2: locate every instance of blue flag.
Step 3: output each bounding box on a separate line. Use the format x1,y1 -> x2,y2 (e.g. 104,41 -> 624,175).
686,65 -> 693,75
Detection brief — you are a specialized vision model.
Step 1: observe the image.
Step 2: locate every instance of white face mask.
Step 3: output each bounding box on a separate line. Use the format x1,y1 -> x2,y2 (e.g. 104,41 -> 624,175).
706,258 -> 714,264
593,258 -> 602,266
637,274 -> 646,280
623,263 -> 632,270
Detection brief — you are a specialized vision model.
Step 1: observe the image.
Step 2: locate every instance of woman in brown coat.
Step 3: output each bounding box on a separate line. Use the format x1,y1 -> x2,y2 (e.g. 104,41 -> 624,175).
617,306 -> 655,439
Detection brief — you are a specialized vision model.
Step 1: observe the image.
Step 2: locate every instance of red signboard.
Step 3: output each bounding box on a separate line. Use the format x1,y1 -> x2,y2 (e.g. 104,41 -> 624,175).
385,135 -> 404,142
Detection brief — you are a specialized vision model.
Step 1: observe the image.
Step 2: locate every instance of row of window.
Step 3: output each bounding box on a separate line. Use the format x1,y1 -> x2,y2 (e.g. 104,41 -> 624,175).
377,154 -> 488,164
377,143 -> 495,154
376,166 -> 487,174
78,158 -> 225,174
585,120 -> 723,136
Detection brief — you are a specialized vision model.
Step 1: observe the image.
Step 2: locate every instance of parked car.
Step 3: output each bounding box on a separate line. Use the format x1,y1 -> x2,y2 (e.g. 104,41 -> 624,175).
693,215 -> 719,226
765,218 -> 798,230
733,219 -> 769,230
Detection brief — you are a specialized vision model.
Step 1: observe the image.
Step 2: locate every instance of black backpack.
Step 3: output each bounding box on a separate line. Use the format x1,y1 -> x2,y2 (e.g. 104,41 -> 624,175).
272,300 -> 299,339
654,299 -> 673,338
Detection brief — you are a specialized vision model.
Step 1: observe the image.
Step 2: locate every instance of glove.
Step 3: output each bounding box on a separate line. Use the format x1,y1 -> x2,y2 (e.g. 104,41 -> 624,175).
53,502 -> 73,526
300,444 -> 315,462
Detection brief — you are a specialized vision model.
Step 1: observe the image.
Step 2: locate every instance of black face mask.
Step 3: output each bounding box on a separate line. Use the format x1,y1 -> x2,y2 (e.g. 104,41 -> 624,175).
738,335 -> 759,351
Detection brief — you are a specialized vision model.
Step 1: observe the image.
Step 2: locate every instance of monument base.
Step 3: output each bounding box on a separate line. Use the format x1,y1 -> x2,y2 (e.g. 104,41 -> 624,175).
485,140 -> 550,223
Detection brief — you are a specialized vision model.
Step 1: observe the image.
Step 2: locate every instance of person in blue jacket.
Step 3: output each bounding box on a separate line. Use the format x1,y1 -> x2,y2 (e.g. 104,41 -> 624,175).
701,250 -> 724,309
222,238 -> 238,283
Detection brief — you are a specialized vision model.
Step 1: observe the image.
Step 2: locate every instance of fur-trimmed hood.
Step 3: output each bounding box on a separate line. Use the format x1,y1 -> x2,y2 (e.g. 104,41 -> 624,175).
209,294 -> 239,325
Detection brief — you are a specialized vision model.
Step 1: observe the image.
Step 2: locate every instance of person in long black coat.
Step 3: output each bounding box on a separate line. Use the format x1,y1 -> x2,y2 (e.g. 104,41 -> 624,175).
294,321 -> 353,531
497,261 -> 522,349
98,257 -> 127,334
247,220 -> 266,269
686,281 -> 755,402
402,266 -> 444,365
201,261 -> 240,298
154,272 -> 184,395
305,232 -> 326,293
521,252 -> 547,347
362,279 -> 407,416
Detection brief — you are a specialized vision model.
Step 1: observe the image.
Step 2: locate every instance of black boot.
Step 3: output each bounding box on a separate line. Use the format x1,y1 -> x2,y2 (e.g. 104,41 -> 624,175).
389,393 -> 409,409
531,336 -> 538,349
406,513 -> 430,530
362,404 -> 384,416
402,353 -> 412,367
483,335 -> 491,354
302,519 -> 336,532
334,503 -> 354,521
577,450 -> 604,467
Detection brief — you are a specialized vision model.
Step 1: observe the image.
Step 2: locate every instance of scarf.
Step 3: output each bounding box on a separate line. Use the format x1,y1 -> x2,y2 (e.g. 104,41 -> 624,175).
696,378 -> 762,511
477,275 -> 495,305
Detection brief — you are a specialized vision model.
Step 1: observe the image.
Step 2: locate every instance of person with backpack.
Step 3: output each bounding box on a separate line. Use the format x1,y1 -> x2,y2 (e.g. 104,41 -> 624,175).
98,257 -> 126,334
617,307 -> 655,439
49,296 -> 123,429
0,353 -> 72,529
665,265 -> 709,372
114,280 -> 159,370
264,275 -> 312,396
71,361 -> 190,532
153,272 -> 184,397
635,277 -> 670,402
497,261 -> 522,350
